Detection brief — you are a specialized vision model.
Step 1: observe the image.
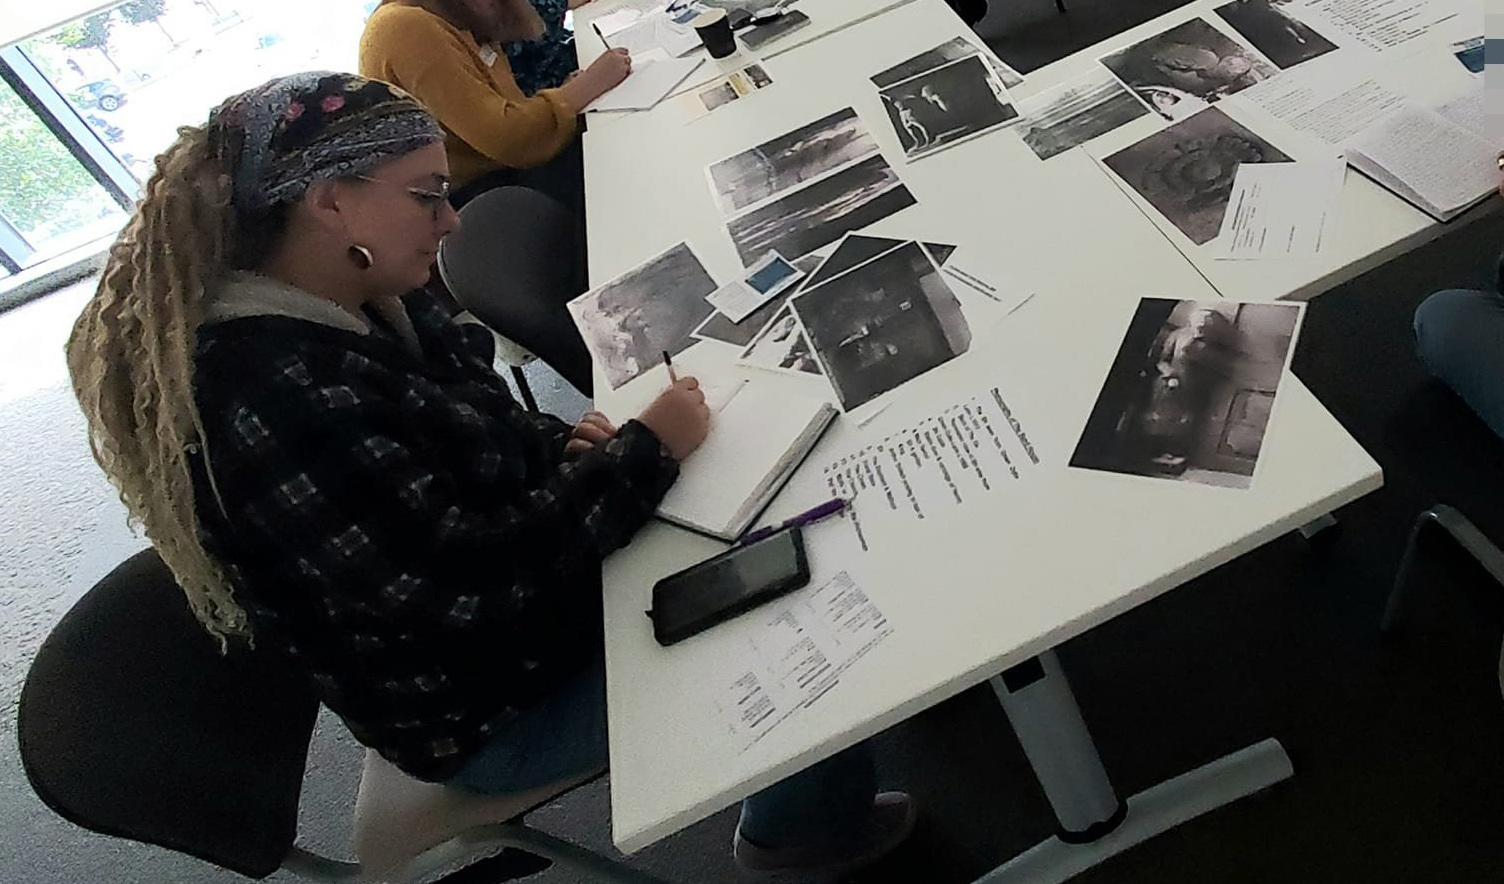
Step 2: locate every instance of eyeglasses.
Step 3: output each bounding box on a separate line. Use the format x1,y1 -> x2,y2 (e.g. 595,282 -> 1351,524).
352,174 -> 452,221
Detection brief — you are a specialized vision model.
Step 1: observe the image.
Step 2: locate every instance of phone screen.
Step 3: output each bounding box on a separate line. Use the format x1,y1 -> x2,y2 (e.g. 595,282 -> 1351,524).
651,529 -> 808,644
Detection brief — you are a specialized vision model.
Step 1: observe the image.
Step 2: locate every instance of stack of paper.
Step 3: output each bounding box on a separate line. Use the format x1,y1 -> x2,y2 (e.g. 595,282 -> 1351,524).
1344,104 -> 1497,222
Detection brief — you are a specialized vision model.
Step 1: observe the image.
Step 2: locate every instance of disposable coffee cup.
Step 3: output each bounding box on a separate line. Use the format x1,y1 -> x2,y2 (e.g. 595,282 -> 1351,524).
692,9 -> 737,59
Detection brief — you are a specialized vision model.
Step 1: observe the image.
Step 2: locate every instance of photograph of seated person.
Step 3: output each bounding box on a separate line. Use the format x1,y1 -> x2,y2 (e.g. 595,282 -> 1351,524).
65,72 -> 915,877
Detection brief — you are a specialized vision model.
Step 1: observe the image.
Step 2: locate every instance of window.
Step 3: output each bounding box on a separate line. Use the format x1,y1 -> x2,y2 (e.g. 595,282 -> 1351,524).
0,0 -> 376,283
19,0 -> 373,181
0,77 -> 127,268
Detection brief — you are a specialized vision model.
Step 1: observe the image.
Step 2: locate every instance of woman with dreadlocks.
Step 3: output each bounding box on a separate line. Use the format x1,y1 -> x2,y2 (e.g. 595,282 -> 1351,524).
65,72 -> 914,875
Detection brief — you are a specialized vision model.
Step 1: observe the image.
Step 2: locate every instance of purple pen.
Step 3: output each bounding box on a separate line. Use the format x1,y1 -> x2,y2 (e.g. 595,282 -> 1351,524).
738,498 -> 847,546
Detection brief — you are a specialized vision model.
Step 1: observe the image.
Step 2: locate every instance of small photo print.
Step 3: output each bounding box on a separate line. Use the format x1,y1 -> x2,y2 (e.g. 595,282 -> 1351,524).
1100,17 -> 1276,121
878,55 -> 1019,160
693,290 -> 794,347
1104,107 -> 1292,246
1213,0 -> 1336,70
746,251 -> 802,295
725,153 -> 918,266
1017,69 -> 1149,161
739,64 -> 773,90
793,241 -> 971,411
802,234 -> 908,290
738,304 -> 823,375
707,107 -> 879,216
872,36 -> 1024,89
567,242 -> 717,389
1070,298 -> 1303,489
701,81 -> 740,112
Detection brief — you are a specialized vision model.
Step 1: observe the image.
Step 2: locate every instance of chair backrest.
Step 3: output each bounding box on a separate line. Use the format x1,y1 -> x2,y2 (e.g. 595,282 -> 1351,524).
17,549 -> 320,879
437,185 -> 593,394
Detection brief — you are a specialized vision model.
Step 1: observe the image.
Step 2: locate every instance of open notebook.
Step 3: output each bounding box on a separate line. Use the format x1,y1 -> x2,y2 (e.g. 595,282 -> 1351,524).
1344,102 -> 1497,223
657,383 -> 838,541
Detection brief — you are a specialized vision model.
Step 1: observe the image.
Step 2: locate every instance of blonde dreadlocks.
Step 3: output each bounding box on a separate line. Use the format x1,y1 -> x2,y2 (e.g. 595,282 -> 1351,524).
66,122 -> 251,644
65,72 -> 443,645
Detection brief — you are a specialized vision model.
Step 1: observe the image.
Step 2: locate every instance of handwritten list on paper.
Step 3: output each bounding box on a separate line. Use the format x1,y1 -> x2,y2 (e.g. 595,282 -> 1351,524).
713,571 -> 893,749
819,386 -> 1041,553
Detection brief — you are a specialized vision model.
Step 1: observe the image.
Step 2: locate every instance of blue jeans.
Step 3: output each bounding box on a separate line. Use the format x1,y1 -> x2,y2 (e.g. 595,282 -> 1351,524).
1414,287 -> 1504,441
445,660 -> 879,848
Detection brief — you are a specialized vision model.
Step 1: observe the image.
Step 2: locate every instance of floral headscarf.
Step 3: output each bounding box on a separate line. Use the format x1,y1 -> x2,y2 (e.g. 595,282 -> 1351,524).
207,71 -> 443,218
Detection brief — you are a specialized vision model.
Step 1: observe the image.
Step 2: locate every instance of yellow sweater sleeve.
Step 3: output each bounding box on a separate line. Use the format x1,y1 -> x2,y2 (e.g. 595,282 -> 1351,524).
359,5 -> 578,170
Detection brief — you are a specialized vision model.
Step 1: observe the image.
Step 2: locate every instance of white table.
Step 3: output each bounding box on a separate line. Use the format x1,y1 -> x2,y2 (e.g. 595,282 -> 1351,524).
1013,0 -> 1489,302
574,0 -> 924,115
584,1 -> 1384,879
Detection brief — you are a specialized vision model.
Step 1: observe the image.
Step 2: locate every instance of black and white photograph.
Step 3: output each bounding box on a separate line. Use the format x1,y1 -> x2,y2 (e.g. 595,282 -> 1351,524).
871,36 -> 1024,90
693,290 -> 795,347
1070,298 -> 1303,489
725,153 -> 918,265
802,235 -> 958,291
706,107 -> 879,216
803,234 -> 907,290
1104,107 -> 1292,245
700,81 -> 739,112
878,55 -> 1019,160
737,304 -> 824,375
792,241 -> 971,411
1018,69 -> 1150,160
566,242 -> 718,389
740,63 -> 774,90
923,242 -> 957,266
1099,17 -> 1276,121
1213,0 -> 1337,69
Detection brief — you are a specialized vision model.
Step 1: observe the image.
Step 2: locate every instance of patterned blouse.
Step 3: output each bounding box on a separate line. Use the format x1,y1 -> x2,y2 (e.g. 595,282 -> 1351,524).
505,0 -> 580,95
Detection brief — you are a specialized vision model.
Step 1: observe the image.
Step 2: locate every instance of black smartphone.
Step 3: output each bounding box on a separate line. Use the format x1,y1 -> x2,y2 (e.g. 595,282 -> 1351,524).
648,528 -> 810,646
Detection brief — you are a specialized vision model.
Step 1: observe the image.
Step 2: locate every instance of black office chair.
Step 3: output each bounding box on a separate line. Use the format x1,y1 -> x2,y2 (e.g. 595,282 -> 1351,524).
17,549 -> 670,883
439,186 -> 595,406
1382,504 -> 1504,700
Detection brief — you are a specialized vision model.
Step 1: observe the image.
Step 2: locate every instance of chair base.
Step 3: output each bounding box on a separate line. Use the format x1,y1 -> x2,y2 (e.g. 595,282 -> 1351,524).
1383,504 -> 1504,633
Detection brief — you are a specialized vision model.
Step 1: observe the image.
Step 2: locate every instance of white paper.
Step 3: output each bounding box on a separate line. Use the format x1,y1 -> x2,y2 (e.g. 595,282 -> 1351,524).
1238,67 -> 1406,146
816,386 -> 1040,555
585,56 -> 705,112
705,281 -> 769,324
1435,82 -> 1484,137
608,12 -> 701,58
590,5 -> 653,35
1286,0 -> 1470,54
1214,159 -> 1345,259
712,571 -> 892,749
1346,104 -> 1497,215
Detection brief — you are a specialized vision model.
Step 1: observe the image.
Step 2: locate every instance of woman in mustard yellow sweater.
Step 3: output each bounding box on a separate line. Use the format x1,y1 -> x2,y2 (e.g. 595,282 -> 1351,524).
360,0 -> 628,206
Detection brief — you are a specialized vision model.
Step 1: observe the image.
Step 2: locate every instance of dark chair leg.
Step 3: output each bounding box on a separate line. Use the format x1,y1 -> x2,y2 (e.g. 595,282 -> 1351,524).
1383,505 -> 1504,633
511,366 -> 539,413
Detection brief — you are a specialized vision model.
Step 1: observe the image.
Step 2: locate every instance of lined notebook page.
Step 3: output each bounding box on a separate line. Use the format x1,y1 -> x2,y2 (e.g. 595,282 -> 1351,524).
657,384 -> 831,537
1346,106 -> 1496,218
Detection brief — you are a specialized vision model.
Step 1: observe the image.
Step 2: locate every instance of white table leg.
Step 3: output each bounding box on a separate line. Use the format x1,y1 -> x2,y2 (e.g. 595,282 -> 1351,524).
1298,513 -> 1338,540
980,652 -> 1292,884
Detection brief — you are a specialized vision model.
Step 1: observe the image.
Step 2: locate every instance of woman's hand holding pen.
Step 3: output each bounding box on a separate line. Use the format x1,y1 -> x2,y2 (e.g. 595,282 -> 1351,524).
638,377 -> 710,461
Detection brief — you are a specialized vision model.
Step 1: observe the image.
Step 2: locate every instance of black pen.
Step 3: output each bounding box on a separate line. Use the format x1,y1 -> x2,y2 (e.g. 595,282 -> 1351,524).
592,21 -> 611,49
662,349 -> 678,383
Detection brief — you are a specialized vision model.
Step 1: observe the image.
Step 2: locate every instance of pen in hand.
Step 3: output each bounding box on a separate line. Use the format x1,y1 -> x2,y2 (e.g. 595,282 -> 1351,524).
662,349 -> 678,383
592,21 -> 611,49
